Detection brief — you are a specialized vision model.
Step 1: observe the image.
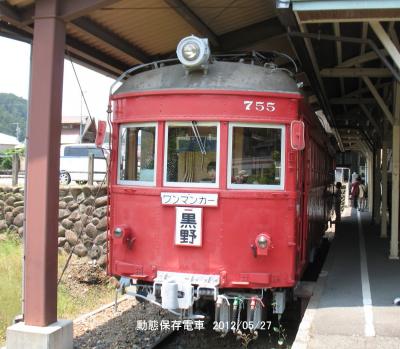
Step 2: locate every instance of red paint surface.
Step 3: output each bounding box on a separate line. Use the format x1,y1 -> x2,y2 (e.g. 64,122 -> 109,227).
108,90 -> 333,289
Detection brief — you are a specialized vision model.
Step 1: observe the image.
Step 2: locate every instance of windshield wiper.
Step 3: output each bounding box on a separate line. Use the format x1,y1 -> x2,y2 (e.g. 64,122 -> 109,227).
191,121 -> 206,155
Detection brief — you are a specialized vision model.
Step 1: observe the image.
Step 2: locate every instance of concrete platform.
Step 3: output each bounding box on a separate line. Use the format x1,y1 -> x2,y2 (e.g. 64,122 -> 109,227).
6,320 -> 73,349
293,208 -> 400,349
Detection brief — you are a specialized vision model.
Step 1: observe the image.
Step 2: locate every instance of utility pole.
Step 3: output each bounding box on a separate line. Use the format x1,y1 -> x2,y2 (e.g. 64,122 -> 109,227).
11,122 -> 21,141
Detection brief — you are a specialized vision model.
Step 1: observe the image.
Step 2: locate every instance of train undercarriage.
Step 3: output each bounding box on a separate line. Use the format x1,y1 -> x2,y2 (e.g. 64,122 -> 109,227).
116,271 -> 289,342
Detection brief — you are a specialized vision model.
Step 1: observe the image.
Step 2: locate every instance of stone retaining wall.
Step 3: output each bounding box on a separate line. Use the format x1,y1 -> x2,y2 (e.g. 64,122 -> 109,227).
0,185 -> 109,267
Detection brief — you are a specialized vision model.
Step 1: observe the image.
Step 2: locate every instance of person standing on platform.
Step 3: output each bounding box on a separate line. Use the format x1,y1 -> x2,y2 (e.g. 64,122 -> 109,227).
352,171 -> 359,183
351,176 -> 361,209
358,180 -> 367,212
334,182 -> 342,222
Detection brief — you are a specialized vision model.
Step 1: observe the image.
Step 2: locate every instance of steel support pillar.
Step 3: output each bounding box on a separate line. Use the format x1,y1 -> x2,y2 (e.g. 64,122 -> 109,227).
381,120 -> 388,238
390,82 -> 400,259
367,150 -> 374,214
373,148 -> 382,224
24,0 -> 65,325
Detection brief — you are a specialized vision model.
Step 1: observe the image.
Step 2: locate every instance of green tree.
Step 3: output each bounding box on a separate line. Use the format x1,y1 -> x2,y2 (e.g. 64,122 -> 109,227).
0,93 -> 27,142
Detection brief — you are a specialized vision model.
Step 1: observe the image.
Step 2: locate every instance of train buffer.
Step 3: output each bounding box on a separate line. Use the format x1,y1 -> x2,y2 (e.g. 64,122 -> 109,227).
293,209 -> 400,349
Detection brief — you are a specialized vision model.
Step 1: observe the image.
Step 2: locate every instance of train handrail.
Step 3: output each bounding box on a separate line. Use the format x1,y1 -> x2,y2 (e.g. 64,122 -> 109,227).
109,58 -> 180,97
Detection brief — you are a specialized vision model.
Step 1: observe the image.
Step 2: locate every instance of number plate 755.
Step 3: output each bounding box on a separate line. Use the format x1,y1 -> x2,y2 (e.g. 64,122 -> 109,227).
243,100 -> 276,112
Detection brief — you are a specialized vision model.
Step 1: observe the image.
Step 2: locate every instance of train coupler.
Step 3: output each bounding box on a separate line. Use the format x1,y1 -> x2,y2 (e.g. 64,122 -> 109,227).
153,271 -> 220,311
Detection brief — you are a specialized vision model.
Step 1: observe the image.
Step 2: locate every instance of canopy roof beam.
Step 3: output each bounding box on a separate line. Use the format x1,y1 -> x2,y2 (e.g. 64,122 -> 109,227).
344,82 -> 391,98
59,0 -> 121,21
330,98 -> 376,105
289,30 -> 400,82
321,68 -> 391,78
362,76 -> 394,125
0,2 -> 21,23
333,23 -> 346,112
277,7 -> 343,151
164,0 -> 220,47
388,21 -> 400,51
295,22 -> 344,151
72,17 -> 151,63
338,49 -> 387,68
219,17 -> 286,51
360,104 -> 383,138
0,20 -> 128,76
1,0 -> 121,25
369,21 -> 400,72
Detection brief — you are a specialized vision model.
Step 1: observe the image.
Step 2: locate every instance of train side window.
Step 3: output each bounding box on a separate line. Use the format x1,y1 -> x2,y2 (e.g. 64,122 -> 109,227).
118,123 -> 157,186
228,123 -> 285,190
164,122 -> 219,188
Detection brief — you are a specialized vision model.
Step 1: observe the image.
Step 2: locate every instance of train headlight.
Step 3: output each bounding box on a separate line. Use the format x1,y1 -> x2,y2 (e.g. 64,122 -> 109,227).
114,227 -> 123,238
257,235 -> 268,249
177,35 -> 210,70
253,233 -> 272,257
182,42 -> 200,61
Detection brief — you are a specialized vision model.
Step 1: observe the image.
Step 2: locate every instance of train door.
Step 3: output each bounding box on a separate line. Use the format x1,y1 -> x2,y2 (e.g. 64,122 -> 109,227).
296,117 -> 307,275
300,124 -> 312,269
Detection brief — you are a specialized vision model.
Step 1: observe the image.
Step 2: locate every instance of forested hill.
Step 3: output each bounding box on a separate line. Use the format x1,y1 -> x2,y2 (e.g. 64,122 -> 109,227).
0,93 -> 27,141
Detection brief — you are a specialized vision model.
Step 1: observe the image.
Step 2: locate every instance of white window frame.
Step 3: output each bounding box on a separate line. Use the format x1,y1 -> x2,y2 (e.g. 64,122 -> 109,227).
227,122 -> 285,190
164,121 -> 220,188
118,122 -> 158,186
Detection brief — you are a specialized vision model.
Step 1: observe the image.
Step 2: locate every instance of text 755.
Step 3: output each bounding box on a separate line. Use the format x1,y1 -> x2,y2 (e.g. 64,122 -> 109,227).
243,100 -> 276,112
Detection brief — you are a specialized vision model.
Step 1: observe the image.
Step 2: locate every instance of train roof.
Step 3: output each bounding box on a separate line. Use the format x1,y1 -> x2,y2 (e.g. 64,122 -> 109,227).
113,61 -> 301,96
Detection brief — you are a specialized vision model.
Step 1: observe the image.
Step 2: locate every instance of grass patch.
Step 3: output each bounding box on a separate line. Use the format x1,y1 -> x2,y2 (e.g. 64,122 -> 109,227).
57,282 -> 115,320
0,233 -> 115,345
0,232 -> 22,345
57,253 -> 115,320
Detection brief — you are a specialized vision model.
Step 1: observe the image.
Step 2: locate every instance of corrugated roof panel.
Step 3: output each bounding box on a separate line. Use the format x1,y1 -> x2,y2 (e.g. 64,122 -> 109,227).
90,0 -> 202,55
182,0 -> 239,30
186,0 -> 276,34
66,24 -> 139,66
66,44 -> 124,75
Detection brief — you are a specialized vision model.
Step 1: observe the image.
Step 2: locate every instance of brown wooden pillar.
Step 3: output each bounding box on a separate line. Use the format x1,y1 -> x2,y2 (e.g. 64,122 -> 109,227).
24,0 -> 65,326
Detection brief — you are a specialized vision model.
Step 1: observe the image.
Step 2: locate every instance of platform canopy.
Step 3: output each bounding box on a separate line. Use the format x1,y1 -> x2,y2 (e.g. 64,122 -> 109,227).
288,0 -> 400,153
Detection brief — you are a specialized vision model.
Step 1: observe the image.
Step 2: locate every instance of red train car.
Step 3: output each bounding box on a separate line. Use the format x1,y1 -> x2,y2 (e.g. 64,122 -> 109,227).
107,36 -> 334,333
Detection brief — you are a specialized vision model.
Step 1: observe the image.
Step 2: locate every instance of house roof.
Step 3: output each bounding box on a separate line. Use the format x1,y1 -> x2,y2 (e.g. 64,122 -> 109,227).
0,132 -> 20,145
62,115 -> 88,124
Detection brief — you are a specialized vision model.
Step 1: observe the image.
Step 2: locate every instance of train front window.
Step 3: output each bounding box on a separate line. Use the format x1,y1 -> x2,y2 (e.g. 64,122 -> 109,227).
164,122 -> 219,188
228,123 -> 285,190
118,123 -> 157,185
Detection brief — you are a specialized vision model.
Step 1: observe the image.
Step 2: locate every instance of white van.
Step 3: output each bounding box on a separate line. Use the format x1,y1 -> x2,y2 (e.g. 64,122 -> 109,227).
59,143 -> 108,185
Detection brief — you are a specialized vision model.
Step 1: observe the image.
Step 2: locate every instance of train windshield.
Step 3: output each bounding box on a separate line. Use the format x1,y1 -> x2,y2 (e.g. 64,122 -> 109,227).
118,123 -> 157,185
228,123 -> 285,190
164,122 -> 219,188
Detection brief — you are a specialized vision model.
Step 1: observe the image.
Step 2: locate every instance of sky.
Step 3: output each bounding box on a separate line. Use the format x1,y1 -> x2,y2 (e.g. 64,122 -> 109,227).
0,36 -> 116,121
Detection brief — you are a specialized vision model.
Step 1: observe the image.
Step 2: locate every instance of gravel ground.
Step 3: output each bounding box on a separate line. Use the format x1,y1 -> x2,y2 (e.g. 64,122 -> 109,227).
73,298 -> 176,349
158,305 -> 300,349
159,326 -> 288,349
73,296 -> 300,349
